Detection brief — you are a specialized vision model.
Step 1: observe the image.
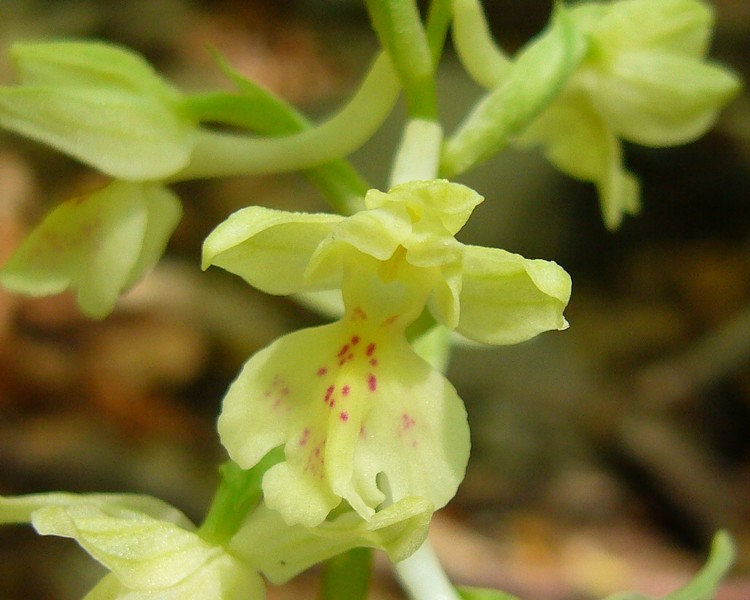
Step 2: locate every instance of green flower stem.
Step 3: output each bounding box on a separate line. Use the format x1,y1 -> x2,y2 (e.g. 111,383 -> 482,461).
319,547 -> 373,600
197,448 -> 283,546
364,0 -> 437,120
390,118 -> 443,185
172,53 -> 399,182
452,0 -> 511,88
395,539 -> 461,600
668,531 -> 735,600
305,161 -> 369,215
426,0 -> 454,65
182,62 -> 369,215
441,4 -> 585,177
387,113 -> 457,600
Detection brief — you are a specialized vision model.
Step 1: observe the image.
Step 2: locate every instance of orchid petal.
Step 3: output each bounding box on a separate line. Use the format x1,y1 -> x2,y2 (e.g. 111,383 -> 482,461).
219,301 -> 469,527
232,497 -> 432,583
364,180 -> 483,235
456,246 -> 571,345
0,181 -> 180,318
593,52 -> 741,147
203,206 -> 342,295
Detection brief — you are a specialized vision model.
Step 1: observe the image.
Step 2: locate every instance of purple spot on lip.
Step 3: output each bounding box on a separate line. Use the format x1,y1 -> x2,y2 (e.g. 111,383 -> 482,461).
367,374 -> 377,392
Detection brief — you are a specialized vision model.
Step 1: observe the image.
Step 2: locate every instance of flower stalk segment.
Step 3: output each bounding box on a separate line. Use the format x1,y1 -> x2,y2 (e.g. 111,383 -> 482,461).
174,53 -> 400,180
452,0 -> 511,88
364,0 -> 437,120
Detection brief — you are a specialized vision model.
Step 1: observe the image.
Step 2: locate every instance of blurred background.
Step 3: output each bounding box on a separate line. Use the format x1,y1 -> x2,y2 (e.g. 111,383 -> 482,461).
0,1 -> 749,598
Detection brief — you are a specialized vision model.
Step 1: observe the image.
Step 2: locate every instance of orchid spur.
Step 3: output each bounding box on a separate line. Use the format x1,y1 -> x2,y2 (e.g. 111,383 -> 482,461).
203,179 -> 571,527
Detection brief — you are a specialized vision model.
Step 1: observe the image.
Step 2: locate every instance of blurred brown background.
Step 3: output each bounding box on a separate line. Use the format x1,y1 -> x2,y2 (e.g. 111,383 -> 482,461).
0,1 -> 749,598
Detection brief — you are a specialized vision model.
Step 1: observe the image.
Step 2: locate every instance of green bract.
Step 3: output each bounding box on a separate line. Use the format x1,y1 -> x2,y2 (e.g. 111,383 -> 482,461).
0,493 -> 264,600
515,0 -> 741,229
0,491 -> 432,599
0,181 -> 182,318
231,496 -> 432,582
0,41 -> 194,180
204,180 -> 571,527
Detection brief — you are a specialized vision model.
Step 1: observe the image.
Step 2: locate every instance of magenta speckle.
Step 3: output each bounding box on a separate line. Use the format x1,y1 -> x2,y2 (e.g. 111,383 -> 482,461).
402,413 -> 416,430
351,336 -> 360,345
367,374 -> 377,392
339,411 -> 349,422
337,344 -> 350,357
369,358 -> 378,366
366,343 -> 376,356
342,385 -> 351,396
316,367 -> 328,376
324,385 -> 335,406
299,428 -> 310,446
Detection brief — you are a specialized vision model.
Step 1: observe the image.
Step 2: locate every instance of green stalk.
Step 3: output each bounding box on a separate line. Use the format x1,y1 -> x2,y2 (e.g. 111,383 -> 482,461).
452,0 -> 511,88
441,4 -> 585,177
197,448 -> 283,546
173,53 -> 399,189
426,0 -> 454,66
364,0 -> 437,120
319,547 -> 373,600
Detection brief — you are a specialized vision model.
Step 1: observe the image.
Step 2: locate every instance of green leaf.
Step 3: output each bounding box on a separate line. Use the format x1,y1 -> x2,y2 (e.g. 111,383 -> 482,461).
603,531 -> 736,600
0,493 -> 193,529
